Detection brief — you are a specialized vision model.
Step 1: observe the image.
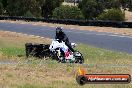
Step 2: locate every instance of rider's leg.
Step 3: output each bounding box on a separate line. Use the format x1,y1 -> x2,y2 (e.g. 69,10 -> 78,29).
65,41 -> 75,52
60,49 -> 65,57
59,49 -> 65,63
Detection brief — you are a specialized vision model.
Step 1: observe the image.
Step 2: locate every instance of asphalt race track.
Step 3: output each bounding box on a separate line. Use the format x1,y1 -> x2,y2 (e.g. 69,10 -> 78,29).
0,22 -> 132,54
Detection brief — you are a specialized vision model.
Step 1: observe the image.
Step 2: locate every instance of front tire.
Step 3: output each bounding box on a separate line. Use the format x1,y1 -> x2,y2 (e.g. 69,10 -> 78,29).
74,51 -> 84,64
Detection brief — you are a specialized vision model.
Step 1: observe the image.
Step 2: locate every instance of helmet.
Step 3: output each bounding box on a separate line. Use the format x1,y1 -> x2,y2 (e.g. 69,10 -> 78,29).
56,27 -> 63,34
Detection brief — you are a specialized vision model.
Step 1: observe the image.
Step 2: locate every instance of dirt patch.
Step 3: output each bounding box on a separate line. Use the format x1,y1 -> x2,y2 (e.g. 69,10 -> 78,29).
0,30 -> 51,47
125,10 -> 132,22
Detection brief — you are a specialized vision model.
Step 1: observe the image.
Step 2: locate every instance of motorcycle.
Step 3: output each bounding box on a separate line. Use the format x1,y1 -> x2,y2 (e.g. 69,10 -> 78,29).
49,39 -> 84,64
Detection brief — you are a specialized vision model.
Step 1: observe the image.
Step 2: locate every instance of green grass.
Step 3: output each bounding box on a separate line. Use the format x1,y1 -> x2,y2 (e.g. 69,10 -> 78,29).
75,43 -> 132,65
0,47 -> 25,56
1,42 -> 132,64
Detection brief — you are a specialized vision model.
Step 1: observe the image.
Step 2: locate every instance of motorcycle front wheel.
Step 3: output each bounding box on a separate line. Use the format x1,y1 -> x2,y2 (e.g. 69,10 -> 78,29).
74,51 -> 84,64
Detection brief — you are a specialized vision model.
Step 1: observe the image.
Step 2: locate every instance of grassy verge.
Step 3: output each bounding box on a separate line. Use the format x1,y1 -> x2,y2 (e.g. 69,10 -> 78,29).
76,43 -> 132,65
0,31 -> 132,88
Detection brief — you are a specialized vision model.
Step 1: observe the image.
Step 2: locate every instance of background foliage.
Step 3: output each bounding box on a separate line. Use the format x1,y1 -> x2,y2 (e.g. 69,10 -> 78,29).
98,8 -> 125,21
52,5 -> 84,20
0,0 -> 131,21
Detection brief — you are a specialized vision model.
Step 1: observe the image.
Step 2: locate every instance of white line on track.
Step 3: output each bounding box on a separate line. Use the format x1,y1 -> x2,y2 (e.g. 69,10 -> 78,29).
2,31 -> 45,39
70,28 -> 75,30
42,25 -> 46,26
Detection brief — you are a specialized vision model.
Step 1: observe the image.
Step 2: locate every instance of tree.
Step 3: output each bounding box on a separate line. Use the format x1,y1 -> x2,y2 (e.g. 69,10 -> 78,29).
119,0 -> 128,10
0,0 -> 3,15
98,8 -> 125,21
52,5 -> 84,20
1,0 -> 7,9
103,0 -> 120,9
41,0 -> 64,18
7,0 -> 20,16
127,0 -> 132,11
22,0 -> 41,17
79,0 -> 104,19
7,0 -> 41,17
5,0 -> 64,17
101,0 -> 132,11
24,10 -> 34,18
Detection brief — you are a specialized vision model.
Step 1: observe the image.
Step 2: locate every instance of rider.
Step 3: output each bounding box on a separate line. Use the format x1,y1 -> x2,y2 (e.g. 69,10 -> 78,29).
55,27 -> 75,52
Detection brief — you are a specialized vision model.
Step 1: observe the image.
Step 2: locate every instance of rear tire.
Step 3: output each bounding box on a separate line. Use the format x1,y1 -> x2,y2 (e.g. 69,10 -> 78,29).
25,43 -> 33,57
50,51 -> 59,61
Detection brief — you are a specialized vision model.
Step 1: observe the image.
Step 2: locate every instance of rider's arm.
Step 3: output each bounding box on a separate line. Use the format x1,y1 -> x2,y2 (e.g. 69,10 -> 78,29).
63,33 -> 68,42
55,34 -> 58,39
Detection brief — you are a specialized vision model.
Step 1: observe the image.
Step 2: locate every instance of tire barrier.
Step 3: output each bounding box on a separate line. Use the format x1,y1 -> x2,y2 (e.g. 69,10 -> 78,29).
0,16 -> 132,28
25,43 -> 50,58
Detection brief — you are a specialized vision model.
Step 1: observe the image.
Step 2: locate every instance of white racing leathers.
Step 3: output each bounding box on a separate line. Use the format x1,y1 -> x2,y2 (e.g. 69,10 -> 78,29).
49,39 -> 75,61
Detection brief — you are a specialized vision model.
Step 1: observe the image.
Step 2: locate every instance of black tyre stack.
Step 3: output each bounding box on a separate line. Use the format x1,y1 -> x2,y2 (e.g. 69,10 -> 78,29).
25,43 -> 50,58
